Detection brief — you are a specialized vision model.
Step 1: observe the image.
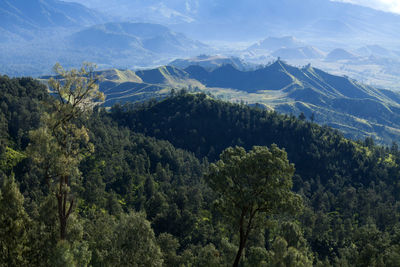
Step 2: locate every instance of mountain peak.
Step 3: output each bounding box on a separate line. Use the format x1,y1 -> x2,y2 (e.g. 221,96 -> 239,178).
326,48 -> 359,61
268,59 -> 291,71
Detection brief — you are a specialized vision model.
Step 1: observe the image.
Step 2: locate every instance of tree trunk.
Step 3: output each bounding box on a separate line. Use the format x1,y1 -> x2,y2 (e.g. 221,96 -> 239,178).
233,208 -> 257,267
233,238 -> 246,267
233,209 -> 246,267
57,176 -> 73,240
59,213 -> 67,240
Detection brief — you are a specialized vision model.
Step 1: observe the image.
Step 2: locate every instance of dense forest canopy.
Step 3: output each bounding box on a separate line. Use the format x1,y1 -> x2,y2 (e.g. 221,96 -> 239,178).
2,73 -> 400,266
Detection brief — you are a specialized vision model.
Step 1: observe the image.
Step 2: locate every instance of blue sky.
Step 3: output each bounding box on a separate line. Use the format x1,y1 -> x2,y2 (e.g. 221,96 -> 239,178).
66,0 -> 400,15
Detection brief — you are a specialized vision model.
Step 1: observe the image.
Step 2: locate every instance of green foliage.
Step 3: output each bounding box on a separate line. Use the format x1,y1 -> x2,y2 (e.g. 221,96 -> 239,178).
267,237 -> 312,267
0,174 -> 30,266
50,241 -> 76,267
83,209 -> 117,266
0,147 -> 26,173
5,78 -> 400,266
0,75 -> 49,148
27,63 -> 104,184
113,212 -> 163,266
193,243 -> 222,266
157,233 -> 181,266
245,246 -> 269,267
49,239 -> 91,267
207,145 -> 303,266
207,145 -> 302,217
265,222 -> 313,267
27,62 -> 104,240
108,93 -> 400,264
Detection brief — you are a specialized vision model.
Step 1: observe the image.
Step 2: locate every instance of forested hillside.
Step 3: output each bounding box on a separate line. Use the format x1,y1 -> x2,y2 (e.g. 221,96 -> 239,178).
2,74 -> 400,266
110,92 -> 400,265
71,61 -> 400,144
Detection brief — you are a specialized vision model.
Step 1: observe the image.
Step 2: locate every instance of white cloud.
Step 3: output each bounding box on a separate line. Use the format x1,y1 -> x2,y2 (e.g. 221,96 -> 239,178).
333,0 -> 400,14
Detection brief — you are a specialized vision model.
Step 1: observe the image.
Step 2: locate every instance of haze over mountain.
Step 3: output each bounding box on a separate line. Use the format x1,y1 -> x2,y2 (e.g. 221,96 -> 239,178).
271,46 -> 325,60
169,55 -> 253,70
1,0 -> 400,95
0,0 -> 210,77
0,0 -> 102,40
242,33 -> 400,90
248,36 -> 305,51
70,22 -> 207,55
2,0 -> 400,85
356,45 -> 396,57
325,48 -> 360,61
65,0 -> 400,45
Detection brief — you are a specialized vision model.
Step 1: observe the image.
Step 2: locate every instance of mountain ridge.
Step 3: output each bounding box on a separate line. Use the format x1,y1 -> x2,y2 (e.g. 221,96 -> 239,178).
0,0 -> 102,39
67,0 -> 400,44
70,22 -> 208,55
78,60 -> 400,143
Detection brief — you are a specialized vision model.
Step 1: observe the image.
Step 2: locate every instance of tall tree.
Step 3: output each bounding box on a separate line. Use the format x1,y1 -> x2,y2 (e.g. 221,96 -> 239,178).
27,63 -> 104,240
206,145 -> 303,267
0,174 -> 30,266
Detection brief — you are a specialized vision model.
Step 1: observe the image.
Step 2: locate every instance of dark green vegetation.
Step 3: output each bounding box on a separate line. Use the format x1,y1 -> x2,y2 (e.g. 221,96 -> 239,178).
206,146 -> 303,266
90,60 -> 400,144
3,72 -> 400,266
181,61 -> 400,144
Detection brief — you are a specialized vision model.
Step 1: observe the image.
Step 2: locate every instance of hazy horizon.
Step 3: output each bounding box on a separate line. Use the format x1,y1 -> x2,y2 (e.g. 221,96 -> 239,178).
64,0 -> 400,15
2,0 -> 400,88
333,0 -> 400,14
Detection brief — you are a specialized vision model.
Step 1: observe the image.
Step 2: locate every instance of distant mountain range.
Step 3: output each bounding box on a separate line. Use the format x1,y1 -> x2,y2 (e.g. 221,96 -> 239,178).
325,48 -> 360,61
0,0 -> 102,40
2,0 -> 400,93
169,55 -> 253,70
356,45 -> 396,58
246,36 -> 400,62
271,46 -> 325,60
248,36 -> 305,51
66,0 -> 400,46
0,0 -> 210,77
0,0 -> 213,77
62,60 -> 400,143
243,35 -> 400,89
70,22 -> 208,55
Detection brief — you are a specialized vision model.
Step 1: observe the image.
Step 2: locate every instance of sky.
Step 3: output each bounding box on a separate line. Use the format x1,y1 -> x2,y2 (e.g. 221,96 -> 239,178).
65,0 -> 400,15
334,0 -> 400,14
